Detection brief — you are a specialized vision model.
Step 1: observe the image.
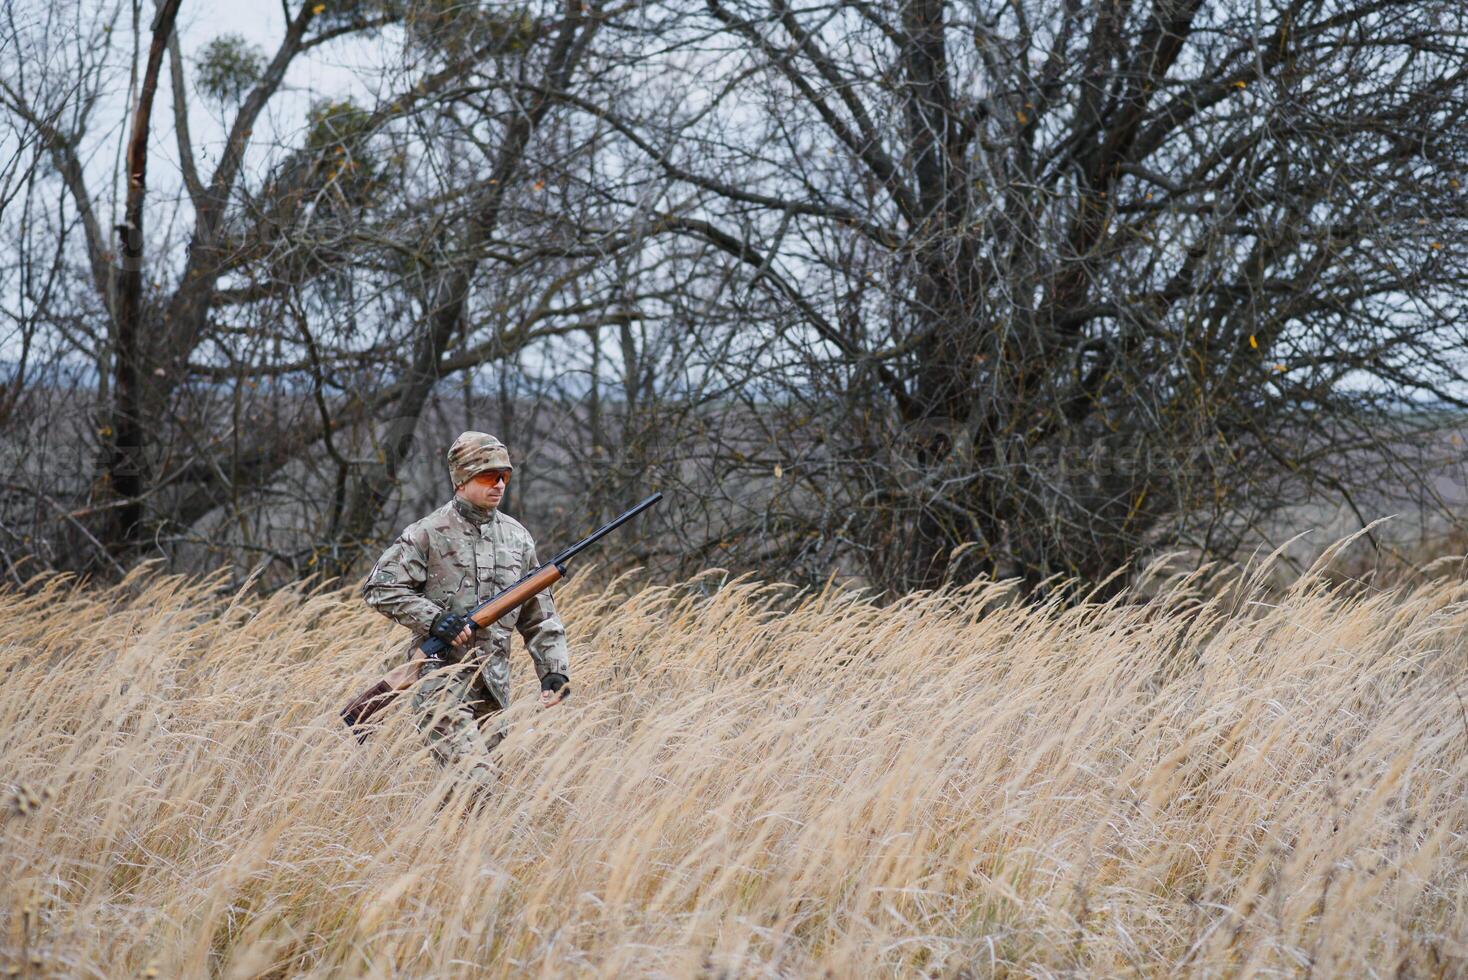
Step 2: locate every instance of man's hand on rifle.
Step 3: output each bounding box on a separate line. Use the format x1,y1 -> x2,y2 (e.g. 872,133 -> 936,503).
429,611 -> 476,648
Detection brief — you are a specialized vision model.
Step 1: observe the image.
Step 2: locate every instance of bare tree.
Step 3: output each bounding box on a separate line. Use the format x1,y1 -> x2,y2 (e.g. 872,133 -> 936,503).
577,0 -> 1468,590
0,0 -> 662,581
4,0 -> 1467,595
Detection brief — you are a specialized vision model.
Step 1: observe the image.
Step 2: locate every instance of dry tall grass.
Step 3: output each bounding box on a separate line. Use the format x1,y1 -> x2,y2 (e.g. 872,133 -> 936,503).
3,550 -> 1466,977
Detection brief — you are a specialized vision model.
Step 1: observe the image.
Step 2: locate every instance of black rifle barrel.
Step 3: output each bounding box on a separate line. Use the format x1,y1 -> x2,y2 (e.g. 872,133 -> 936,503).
550,491 -> 663,568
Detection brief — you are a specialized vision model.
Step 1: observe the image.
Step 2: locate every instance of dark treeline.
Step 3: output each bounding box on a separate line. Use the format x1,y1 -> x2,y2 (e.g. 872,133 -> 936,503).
2,0 -> 1467,593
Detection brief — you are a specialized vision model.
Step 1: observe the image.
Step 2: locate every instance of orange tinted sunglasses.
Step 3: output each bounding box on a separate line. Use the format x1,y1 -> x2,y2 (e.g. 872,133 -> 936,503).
469,470 -> 511,488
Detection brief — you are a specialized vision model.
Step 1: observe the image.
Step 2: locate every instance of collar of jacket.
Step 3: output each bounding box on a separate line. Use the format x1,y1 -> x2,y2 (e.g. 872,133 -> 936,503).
452,495 -> 497,526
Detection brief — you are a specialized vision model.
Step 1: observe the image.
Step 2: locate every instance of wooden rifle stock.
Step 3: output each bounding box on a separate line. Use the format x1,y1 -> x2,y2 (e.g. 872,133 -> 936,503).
469,564 -> 562,629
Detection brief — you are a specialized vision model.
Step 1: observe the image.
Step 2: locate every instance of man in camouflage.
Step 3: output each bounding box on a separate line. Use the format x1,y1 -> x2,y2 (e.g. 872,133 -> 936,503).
362,431 -> 569,789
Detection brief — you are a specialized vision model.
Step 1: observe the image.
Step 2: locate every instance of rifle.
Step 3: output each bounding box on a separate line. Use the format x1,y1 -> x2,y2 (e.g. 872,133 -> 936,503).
341,492 -> 663,740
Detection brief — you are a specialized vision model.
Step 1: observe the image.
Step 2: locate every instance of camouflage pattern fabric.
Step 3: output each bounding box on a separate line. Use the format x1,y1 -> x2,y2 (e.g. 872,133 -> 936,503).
362,492 -> 570,779
410,662 -> 506,789
446,431 -> 512,488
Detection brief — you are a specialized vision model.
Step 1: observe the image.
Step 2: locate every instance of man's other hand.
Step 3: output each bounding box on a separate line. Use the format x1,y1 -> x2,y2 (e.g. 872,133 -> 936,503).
540,672 -> 570,707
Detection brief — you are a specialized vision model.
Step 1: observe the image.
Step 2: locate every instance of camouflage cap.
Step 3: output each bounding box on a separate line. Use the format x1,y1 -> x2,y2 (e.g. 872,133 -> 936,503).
447,431 -> 512,487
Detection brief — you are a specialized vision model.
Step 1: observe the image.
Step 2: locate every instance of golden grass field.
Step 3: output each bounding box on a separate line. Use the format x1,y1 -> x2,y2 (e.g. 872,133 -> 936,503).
3,545 -> 1467,977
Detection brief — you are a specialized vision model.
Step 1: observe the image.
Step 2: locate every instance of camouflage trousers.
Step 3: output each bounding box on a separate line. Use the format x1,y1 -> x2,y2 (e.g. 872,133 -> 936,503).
409,660 -> 507,791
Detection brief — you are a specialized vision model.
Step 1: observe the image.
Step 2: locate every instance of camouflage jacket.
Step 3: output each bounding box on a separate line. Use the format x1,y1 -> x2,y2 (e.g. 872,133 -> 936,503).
362,496 -> 569,709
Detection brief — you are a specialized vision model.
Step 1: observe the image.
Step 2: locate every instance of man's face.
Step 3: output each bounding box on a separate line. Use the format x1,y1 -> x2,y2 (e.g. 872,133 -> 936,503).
456,469 -> 510,510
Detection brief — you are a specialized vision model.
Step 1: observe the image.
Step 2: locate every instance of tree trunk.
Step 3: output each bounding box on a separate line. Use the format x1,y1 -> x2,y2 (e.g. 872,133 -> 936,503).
101,0 -> 184,556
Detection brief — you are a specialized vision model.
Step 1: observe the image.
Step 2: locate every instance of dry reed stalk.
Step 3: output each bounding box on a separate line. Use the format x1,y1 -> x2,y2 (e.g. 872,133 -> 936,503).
1,557 -> 1465,977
